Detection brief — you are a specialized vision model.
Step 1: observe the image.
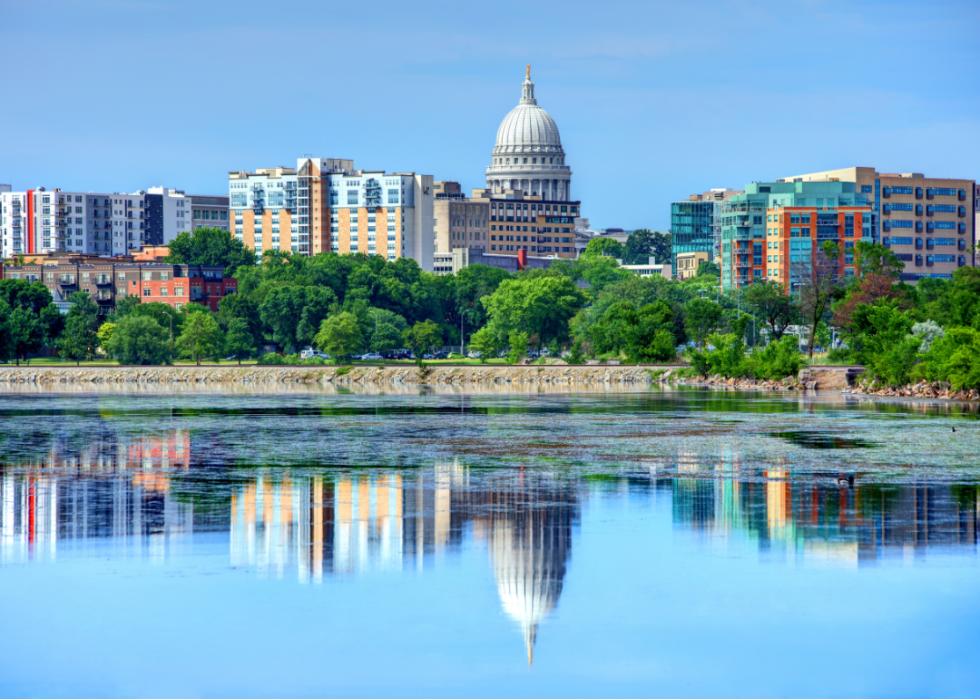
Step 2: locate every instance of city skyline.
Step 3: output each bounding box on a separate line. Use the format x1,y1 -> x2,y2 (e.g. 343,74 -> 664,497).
1,0 -> 977,231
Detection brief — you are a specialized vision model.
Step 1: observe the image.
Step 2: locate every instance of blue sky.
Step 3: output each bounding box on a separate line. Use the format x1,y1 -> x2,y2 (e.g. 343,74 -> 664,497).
1,0 -> 977,230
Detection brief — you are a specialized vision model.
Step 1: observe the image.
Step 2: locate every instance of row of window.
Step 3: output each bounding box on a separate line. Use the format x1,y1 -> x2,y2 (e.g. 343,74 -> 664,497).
883,186 -> 967,199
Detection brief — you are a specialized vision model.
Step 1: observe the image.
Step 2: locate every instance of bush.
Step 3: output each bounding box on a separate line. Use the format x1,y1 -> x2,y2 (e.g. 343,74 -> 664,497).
915,326 -> 980,390
827,347 -> 854,364
746,336 -> 806,380
684,347 -> 711,376
257,352 -> 287,365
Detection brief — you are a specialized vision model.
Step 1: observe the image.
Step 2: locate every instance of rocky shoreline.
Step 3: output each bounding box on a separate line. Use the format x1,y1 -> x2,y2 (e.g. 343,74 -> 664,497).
847,378 -> 980,402
0,365 -> 666,388
1,365 -> 973,401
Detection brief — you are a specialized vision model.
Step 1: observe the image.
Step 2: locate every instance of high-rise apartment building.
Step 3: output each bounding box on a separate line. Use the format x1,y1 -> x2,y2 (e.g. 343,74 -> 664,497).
670,188 -> 741,277
779,167 -> 975,282
720,181 -> 871,290
0,186 -> 224,259
433,182 -> 490,254
229,158 -> 434,272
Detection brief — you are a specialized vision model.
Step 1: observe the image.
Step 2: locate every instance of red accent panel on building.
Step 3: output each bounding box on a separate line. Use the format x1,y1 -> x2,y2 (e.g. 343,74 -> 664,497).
27,189 -> 35,255
517,249 -> 527,270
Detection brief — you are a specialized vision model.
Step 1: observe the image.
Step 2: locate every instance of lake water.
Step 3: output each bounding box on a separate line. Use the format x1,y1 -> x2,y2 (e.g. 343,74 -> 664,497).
1,388 -> 978,698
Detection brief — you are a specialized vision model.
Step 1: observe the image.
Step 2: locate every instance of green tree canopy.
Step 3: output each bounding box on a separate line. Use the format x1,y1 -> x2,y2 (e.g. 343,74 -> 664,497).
106,315 -> 171,365
370,322 -> 402,361
166,226 -> 257,276
402,320 -> 443,364
482,275 -> 587,346
582,237 -> 624,259
467,326 -> 499,363
684,298 -> 724,348
743,281 -> 798,341
314,312 -> 364,361
175,311 -> 224,365
622,230 -> 671,266
57,292 -> 100,365
223,318 -> 256,364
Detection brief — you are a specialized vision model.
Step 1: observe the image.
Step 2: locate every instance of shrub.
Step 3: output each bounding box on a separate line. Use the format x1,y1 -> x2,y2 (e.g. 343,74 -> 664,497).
746,336 -> 806,380
257,352 -> 287,365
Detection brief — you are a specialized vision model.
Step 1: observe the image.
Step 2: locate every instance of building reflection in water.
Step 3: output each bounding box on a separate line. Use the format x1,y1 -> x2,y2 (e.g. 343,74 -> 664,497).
0,431 -> 199,564
3,442 -> 979,660
660,449 -> 979,566
228,463 -> 579,663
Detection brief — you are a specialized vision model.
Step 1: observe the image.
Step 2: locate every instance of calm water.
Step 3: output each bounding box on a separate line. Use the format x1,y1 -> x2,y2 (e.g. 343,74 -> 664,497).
1,388 -> 978,698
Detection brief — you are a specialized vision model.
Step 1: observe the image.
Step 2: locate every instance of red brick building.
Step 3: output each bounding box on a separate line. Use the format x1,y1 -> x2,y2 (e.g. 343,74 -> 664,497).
2,255 -> 236,314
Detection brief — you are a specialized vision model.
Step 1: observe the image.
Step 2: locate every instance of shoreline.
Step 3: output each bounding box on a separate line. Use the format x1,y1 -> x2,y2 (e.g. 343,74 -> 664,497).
0,365 -> 974,403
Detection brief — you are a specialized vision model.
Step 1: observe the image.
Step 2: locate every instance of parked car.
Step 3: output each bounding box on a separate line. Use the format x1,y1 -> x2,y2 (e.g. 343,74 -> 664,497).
300,347 -> 328,360
468,351 -> 482,359
362,352 -> 382,361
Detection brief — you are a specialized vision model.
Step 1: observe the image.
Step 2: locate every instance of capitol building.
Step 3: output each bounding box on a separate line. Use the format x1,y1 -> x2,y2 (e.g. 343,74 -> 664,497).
485,66 -> 572,201
433,67 -> 584,264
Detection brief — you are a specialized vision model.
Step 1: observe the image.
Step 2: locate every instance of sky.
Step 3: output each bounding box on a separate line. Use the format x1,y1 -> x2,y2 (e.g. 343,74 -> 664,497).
1,0 -> 978,230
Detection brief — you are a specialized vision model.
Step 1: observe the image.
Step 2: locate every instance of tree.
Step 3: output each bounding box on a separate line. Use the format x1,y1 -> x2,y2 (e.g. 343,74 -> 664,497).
793,241 -> 841,357
582,237 -> 624,259
9,307 -> 40,365
622,230 -> 671,266
402,320 -> 443,366
833,242 -> 908,330
482,276 -> 587,347
223,318 -> 256,365
696,260 -> 721,277
106,315 -> 171,365
216,292 -> 263,348
507,331 -> 529,364
175,311 -> 223,365
622,230 -> 654,265
454,264 -> 511,330
370,322 -> 402,363
0,279 -> 56,364
165,226 -> 256,276
106,294 -> 141,323
650,231 -> 672,267
56,292 -> 100,365
468,326 -> 499,364
260,286 -> 338,354
0,279 -> 53,314
743,281 -> 798,342
0,300 -> 14,363
314,312 -> 364,362
684,298 -> 723,348
97,323 -> 117,358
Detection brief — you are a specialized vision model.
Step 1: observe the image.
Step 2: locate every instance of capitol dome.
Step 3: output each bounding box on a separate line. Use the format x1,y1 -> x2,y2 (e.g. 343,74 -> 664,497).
494,100 -> 562,151
486,67 -> 572,201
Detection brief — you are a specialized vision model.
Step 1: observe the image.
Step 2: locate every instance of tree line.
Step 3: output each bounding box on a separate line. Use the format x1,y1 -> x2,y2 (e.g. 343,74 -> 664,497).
4,227 -> 976,390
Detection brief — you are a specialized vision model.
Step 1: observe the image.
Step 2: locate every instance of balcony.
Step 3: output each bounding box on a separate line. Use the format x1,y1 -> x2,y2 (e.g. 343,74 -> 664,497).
58,276 -> 76,286
95,275 -> 112,286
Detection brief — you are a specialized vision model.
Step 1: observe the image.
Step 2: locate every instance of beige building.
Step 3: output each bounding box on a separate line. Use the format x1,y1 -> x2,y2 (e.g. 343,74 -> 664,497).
433,182 -> 490,254
229,158 -> 434,271
488,191 -> 580,259
779,167 -> 975,282
675,251 -> 711,280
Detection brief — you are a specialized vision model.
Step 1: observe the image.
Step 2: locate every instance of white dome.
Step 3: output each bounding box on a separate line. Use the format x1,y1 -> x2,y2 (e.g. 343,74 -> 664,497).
494,103 -> 562,151
486,68 -> 572,200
